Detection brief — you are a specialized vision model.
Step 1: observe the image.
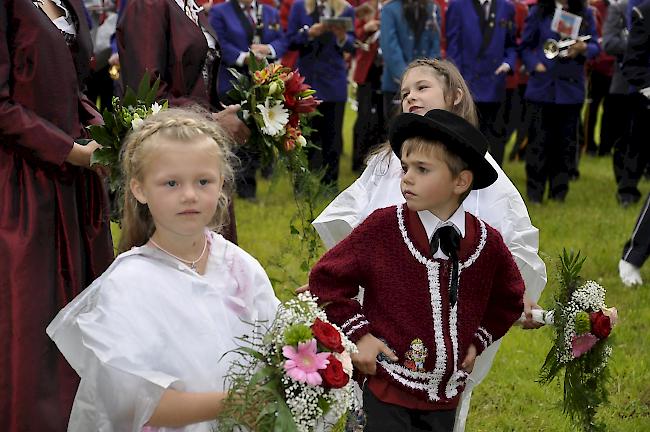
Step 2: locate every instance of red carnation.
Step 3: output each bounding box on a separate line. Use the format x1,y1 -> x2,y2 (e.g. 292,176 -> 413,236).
311,318 -> 344,353
320,354 -> 349,388
589,311 -> 612,339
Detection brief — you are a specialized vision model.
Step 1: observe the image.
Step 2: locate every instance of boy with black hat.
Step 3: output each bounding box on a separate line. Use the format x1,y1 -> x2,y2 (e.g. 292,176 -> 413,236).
309,109 -> 525,432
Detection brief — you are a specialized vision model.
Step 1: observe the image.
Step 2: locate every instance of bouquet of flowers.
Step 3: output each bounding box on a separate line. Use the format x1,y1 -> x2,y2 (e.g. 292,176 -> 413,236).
217,293 -> 358,432
87,73 -> 167,222
226,54 -> 320,167
539,250 -> 618,431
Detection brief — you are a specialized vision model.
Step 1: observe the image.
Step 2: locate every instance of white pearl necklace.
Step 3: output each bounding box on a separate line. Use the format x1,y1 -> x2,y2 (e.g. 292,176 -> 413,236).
149,235 -> 208,271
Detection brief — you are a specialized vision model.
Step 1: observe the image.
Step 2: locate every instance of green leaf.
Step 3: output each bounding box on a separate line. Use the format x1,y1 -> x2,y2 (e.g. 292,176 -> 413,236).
136,71 -> 152,101
88,125 -> 116,147
123,87 -> 137,107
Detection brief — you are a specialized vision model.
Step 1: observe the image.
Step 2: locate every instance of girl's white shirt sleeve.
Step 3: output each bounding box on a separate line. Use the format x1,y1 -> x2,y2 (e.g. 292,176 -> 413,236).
47,232 -> 280,432
312,151 -> 546,300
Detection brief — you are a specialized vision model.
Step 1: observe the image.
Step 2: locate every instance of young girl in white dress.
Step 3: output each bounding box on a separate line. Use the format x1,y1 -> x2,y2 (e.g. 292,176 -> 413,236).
312,59 -> 547,431
47,109 -> 280,432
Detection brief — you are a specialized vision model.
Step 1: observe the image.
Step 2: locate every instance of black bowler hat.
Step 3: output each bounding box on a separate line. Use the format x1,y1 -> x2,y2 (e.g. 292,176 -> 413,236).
388,109 -> 498,189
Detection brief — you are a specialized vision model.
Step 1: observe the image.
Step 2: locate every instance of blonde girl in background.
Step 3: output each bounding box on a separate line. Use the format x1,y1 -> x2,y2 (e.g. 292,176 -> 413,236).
312,58 -> 546,431
47,108 -> 279,431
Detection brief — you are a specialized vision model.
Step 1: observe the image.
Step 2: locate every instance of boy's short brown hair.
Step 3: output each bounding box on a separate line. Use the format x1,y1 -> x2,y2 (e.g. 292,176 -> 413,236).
401,137 -> 474,202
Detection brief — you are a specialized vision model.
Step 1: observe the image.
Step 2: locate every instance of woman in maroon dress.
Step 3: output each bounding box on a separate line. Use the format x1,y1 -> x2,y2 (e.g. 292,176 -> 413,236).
0,0 -> 114,430
117,0 -> 248,242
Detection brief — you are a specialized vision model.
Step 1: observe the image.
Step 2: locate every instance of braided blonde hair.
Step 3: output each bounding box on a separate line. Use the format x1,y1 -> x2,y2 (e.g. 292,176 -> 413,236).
118,107 -> 235,253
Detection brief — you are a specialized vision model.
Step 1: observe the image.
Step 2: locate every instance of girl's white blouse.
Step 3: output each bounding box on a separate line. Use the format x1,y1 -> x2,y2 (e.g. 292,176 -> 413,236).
47,231 -> 280,432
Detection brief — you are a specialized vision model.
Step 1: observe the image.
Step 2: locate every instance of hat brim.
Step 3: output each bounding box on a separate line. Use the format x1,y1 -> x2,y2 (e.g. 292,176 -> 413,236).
389,113 -> 498,190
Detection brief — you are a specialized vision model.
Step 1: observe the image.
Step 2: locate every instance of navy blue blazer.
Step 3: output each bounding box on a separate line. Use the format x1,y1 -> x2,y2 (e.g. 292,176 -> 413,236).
380,0 -> 441,93
287,0 -> 355,102
446,0 -> 517,103
520,6 -> 599,104
210,0 -> 287,98
622,0 -> 650,91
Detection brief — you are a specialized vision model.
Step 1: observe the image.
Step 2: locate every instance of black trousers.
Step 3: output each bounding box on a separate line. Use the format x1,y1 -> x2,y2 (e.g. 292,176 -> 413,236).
622,192 -> 650,267
580,70 -> 612,154
616,93 -> 650,202
476,102 -> 507,166
363,385 -> 456,432
383,91 -> 400,127
353,65 -> 385,171
310,101 -> 345,186
525,102 -> 581,202
611,94 -> 633,189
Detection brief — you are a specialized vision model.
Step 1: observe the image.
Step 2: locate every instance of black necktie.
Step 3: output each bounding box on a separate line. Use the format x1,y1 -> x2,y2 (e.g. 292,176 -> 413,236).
430,226 -> 460,306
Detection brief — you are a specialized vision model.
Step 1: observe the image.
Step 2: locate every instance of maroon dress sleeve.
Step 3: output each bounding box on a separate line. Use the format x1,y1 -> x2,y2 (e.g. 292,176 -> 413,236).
0,3 -> 73,166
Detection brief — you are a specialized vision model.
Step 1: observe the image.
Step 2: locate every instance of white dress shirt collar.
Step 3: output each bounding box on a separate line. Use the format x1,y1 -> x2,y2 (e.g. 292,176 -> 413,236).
417,205 -> 466,259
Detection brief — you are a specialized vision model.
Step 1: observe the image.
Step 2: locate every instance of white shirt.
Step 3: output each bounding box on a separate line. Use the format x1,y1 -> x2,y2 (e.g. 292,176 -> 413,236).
417,205 -> 466,260
47,231 -> 280,432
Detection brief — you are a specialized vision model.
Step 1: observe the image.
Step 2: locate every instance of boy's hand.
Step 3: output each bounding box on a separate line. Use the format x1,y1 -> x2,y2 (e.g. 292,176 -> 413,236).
461,344 -> 477,373
521,297 -> 544,329
352,333 -> 398,375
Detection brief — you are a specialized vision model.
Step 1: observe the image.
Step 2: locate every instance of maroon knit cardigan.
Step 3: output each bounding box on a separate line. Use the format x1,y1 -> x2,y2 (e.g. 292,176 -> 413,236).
309,204 -> 525,407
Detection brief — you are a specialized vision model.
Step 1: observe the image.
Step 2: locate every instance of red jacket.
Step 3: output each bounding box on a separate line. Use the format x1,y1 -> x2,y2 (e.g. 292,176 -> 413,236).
310,205 -> 524,409
353,6 -> 380,84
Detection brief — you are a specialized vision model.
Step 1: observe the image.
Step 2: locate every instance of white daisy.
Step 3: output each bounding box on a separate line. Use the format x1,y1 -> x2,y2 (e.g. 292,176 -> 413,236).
257,100 -> 289,137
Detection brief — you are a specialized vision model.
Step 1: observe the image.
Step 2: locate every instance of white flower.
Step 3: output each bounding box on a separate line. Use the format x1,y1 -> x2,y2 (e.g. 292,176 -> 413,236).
241,109 -> 250,121
257,100 -> 289,137
150,102 -> 162,115
131,113 -> 144,130
296,134 -> 306,148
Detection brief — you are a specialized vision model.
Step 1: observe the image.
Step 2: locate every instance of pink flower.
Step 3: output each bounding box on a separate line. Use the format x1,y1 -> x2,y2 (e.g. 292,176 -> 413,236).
571,333 -> 598,358
282,339 -> 330,386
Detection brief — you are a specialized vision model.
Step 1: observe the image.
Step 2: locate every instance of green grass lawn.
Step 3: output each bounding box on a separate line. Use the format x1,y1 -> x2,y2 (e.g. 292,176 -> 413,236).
112,106 -> 650,430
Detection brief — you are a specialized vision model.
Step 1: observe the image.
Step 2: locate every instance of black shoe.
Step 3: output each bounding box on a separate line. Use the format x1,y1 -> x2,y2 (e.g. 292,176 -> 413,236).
617,194 -> 640,208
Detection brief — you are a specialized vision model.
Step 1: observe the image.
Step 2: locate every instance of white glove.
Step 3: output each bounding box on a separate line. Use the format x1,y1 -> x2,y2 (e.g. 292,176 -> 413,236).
619,259 -> 643,287
639,86 -> 650,99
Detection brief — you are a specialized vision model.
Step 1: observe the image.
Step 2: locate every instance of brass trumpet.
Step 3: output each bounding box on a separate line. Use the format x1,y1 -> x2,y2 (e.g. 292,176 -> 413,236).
543,35 -> 591,60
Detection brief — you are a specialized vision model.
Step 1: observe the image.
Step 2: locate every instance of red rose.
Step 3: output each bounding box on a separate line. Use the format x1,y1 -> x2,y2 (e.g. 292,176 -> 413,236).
311,318 -> 344,353
320,354 -> 350,388
589,311 -> 612,339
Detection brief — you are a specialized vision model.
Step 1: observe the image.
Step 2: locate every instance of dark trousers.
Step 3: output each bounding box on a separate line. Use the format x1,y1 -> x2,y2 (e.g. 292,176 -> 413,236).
310,101 -> 345,186
476,101 -> 506,166
580,70 -> 612,155
234,146 -> 260,199
611,94 -> 633,190
363,385 -> 456,432
525,102 -> 581,202
500,84 -> 526,140
622,192 -> 650,267
353,67 -> 385,171
383,91 -> 400,127
616,93 -> 650,203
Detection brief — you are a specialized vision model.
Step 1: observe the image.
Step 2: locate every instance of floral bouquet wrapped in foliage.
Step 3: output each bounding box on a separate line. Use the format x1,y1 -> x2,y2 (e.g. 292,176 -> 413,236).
217,293 -> 358,432
539,250 -> 618,431
87,73 -> 167,222
227,54 -> 320,166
